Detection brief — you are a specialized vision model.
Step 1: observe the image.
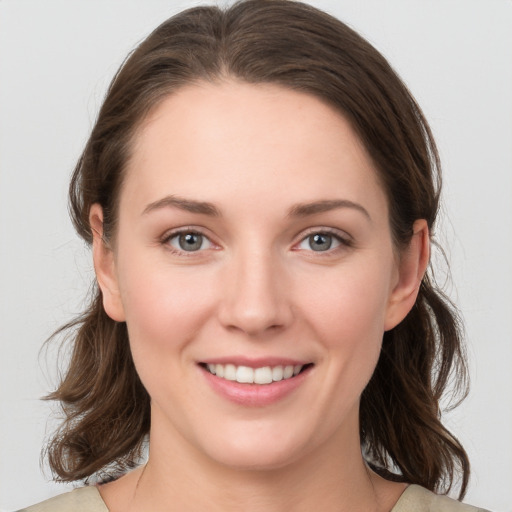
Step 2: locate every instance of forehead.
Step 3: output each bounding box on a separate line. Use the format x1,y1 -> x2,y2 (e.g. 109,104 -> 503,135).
122,80 -> 387,219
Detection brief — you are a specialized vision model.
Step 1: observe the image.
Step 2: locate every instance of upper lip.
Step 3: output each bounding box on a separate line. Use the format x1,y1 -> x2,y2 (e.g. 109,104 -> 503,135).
199,356 -> 311,368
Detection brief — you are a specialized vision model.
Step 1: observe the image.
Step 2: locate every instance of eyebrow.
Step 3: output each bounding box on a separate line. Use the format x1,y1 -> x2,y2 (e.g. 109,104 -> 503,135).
142,195 -> 221,216
287,199 -> 371,220
142,195 -> 370,221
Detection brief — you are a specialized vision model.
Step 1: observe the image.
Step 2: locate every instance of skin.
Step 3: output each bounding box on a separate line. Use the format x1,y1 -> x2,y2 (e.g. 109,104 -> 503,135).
91,81 -> 429,512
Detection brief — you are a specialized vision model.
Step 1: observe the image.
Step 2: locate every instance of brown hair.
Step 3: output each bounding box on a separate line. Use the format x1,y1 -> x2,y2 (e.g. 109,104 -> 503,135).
46,0 -> 470,497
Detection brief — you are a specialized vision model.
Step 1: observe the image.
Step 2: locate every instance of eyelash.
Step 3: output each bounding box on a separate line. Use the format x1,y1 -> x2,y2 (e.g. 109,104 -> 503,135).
161,227 -> 216,256
160,227 -> 353,256
294,227 -> 353,255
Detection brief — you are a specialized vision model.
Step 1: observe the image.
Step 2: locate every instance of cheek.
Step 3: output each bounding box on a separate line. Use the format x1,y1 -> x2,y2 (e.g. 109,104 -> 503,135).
116,252 -> 217,364
301,261 -> 393,341
297,257 -> 395,389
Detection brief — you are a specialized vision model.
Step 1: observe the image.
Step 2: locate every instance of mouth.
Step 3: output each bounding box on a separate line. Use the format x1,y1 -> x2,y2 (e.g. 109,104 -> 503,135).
199,362 -> 313,385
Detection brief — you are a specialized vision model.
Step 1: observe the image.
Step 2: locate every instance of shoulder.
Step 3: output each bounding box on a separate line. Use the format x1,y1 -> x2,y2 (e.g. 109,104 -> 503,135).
392,485 -> 491,512
16,486 -> 109,512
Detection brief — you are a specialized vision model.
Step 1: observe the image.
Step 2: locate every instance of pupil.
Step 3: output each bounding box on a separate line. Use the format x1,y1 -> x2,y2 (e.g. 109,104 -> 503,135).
179,233 -> 202,251
310,233 -> 331,251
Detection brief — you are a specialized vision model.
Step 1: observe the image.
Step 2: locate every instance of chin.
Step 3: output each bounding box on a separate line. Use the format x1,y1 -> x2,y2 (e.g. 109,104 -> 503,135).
210,448 -> 302,472
199,427 -> 314,472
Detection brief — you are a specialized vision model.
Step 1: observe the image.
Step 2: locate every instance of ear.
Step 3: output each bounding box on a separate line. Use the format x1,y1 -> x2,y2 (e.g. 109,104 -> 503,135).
384,219 -> 430,331
90,204 -> 126,322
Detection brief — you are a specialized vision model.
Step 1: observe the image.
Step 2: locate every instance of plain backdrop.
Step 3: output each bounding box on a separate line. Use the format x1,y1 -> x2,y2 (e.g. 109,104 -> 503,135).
0,1 -> 511,511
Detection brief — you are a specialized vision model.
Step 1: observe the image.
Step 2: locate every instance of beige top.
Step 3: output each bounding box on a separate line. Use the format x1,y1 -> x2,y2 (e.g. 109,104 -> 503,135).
18,484 -> 490,512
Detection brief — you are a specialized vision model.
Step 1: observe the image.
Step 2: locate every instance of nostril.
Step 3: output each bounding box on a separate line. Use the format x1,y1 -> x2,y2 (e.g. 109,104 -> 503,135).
216,266 -> 293,335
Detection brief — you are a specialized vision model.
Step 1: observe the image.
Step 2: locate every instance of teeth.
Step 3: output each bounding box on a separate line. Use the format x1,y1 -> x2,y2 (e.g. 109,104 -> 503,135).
236,366 -> 254,383
272,366 -> 283,382
224,364 -> 236,381
283,365 -> 294,379
205,363 -> 305,384
254,366 -> 273,384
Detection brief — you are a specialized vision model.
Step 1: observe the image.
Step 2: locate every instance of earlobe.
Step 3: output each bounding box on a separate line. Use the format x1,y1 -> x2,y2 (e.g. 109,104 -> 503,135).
384,219 -> 430,331
89,204 -> 126,322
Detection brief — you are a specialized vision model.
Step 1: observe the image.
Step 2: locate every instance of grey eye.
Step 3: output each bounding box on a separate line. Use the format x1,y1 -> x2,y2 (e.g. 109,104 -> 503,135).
297,232 -> 342,252
180,233 -> 202,251
308,233 -> 333,251
169,232 -> 211,252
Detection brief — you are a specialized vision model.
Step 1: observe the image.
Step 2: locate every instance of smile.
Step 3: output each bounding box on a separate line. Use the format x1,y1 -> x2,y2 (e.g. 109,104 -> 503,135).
199,361 -> 314,406
204,363 -> 306,385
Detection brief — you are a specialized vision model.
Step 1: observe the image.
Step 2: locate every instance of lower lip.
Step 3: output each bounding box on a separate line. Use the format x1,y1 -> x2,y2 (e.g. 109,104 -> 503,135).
200,366 -> 311,407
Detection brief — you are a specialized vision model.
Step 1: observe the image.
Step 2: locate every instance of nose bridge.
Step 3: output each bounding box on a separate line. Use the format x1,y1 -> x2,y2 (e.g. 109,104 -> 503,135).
219,241 -> 291,335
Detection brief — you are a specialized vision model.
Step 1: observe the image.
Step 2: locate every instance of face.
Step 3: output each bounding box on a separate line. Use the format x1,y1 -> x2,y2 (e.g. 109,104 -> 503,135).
92,81 -> 426,471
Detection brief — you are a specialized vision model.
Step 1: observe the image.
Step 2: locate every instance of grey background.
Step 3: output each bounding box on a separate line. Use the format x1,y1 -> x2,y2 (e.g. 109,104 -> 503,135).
1,1 -> 511,510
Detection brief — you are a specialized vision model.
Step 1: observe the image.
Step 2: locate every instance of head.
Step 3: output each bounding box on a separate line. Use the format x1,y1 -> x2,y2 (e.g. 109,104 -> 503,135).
49,0 -> 469,496
72,0 -> 439,249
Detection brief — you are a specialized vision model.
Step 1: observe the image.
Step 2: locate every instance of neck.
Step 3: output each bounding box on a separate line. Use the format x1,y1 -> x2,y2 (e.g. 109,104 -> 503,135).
99,405 -> 405,512
124,416 -> 392,512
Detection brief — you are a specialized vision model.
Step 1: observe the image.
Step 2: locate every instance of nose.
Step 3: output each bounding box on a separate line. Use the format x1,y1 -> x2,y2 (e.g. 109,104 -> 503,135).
217,247 -> 293,337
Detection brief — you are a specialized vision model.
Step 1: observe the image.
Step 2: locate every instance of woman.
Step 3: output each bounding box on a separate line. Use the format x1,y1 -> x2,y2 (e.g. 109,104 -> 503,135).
18,1 -> 490,510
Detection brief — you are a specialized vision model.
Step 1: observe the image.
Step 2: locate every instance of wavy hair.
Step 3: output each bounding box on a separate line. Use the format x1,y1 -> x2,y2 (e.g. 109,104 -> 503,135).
46,0 -> 470,497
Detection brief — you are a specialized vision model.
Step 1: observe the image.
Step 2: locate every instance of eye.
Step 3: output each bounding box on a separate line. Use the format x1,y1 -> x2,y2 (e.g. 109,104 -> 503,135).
297,231 -> 348,252
167,231 -> 213,252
